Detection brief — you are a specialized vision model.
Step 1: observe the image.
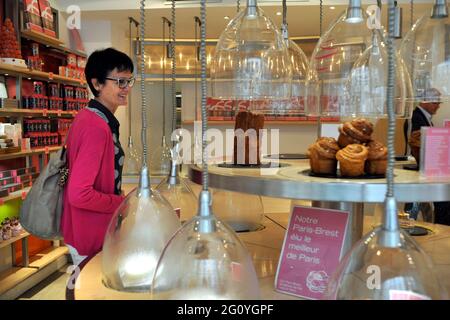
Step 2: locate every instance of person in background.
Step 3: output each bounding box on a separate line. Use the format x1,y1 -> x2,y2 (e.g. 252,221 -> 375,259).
61,48 -> 135,265
403,88 -> 450,225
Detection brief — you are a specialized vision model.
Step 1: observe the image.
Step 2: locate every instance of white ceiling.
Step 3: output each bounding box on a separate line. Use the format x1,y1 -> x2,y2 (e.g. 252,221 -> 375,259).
57,0 -> 438,39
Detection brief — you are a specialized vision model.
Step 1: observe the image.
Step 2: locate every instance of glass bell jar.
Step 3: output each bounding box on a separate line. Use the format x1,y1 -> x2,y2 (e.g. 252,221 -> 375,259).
287,39 -> 309,118
209,0 -> 292,117
156,176 -> 198,222
211,188 -> 264,232
155,147 -> 198,222
102,175 -> 181,292
324,222 -> 446,300
345,31 -> 410,119
151,191 -> 260,299
150,136 -> 172,176
123,137 -> 142,175
306,0 -> 375,117
399,0 -> 450,104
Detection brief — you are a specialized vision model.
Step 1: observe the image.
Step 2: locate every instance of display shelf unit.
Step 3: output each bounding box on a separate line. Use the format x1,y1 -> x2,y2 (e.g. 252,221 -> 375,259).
0,108 -> 77,117
0,231 -> 29,250
0,186 -> 31,204
0,246 -> 69,297
0,0 -> 79,299
21,29 -> 64,48
28,246 -> 68,269
0,62 -> 86,87
21,30 -> 87,58
0,146 -> 61,161
0,267 -> 36,296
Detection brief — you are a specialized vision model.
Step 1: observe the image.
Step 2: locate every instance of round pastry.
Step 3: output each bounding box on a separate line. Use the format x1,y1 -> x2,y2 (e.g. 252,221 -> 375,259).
336,144 -> 369,177
409,130 -> 421,165
337,118 -> 374,148
308,137 -> 340,175
365,140 -> 388,175
337,125 -> 362,148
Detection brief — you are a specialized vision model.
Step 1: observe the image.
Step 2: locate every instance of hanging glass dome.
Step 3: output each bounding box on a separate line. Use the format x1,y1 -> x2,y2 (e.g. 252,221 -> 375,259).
287,39 -> 309,118
102,184 -> 181,292
212,189 -> 264,232
399,0 -> 450,104
151,191 -> 260,299
156,177 -> 197,222
345,31 -> 410,119
324,225 -> 446,300
155,138 -> 198,222
150,136 -> 172,176
306,2 -> 374,117
123,137 -> 142,175
210,0 -> 292,116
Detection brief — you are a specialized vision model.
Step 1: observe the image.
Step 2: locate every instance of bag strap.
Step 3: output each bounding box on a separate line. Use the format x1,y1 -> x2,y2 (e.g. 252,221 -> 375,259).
59,145 -> 67,161
59,130 -> 70,161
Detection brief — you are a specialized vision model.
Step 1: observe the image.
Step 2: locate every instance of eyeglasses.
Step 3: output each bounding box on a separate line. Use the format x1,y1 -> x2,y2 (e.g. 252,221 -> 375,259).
105,77 -> 135,89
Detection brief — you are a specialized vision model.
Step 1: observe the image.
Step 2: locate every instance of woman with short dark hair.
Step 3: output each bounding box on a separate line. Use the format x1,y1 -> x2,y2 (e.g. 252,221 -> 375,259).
61,48 -> 135,265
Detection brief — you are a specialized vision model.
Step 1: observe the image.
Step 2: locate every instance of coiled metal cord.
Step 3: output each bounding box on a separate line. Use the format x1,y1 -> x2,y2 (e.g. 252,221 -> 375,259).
410,0 -> 414,28
320,0 -> 323,36
171,0 -> 177,133
139,0 -> 148,167
200,0 -> 208,191
237,0 -> 240,13
194,17 -> 200,124
162,18 -> 166,138
386,0 -> 397,197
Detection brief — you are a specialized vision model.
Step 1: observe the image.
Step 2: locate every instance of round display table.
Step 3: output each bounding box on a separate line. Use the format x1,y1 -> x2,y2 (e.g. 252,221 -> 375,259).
188,159 -> 450,254
70,215 -> 450,300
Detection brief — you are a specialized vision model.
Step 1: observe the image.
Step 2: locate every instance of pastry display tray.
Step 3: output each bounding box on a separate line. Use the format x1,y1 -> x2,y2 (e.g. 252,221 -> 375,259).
217,162 -> 289,169
303,169 -> 386,180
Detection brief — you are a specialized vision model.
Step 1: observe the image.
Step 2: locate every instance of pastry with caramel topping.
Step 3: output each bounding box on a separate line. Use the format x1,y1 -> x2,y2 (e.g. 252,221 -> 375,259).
308,137 -> 340,175
365,140 -> 388,175
337,118 -> 374,148
336,144 -> 369,177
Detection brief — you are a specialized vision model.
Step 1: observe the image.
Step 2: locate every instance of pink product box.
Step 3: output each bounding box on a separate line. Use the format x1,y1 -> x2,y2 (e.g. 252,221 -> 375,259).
0,177 -> 15,186
0,167 -> 37,179
15,173 -> 39,184
22,180 -> 34,188
0,183 -> 23,194
0,189 -> 9,198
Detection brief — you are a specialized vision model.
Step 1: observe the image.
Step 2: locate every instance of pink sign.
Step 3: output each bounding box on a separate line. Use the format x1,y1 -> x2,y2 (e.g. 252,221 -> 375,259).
275,205 -> 349,300
443,119 -> 450,128
422,127 -> 450,177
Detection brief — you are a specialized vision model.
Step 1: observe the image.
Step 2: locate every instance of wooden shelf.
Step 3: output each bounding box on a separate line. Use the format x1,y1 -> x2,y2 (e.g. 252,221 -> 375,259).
0,108 -> 77,117
21,29 -> 87,58
0,146 -> 61,161
0,62 -> 86,87
29,246 -> 69,269
0,231 -> 30,250
21,29 -> 64,47
0,267 -> 37,296
0,246 -> 69,296
1,187 -> 31,204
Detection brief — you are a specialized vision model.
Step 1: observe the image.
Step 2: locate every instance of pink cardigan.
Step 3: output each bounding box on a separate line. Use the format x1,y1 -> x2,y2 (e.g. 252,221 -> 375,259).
61,108 -> 125,256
